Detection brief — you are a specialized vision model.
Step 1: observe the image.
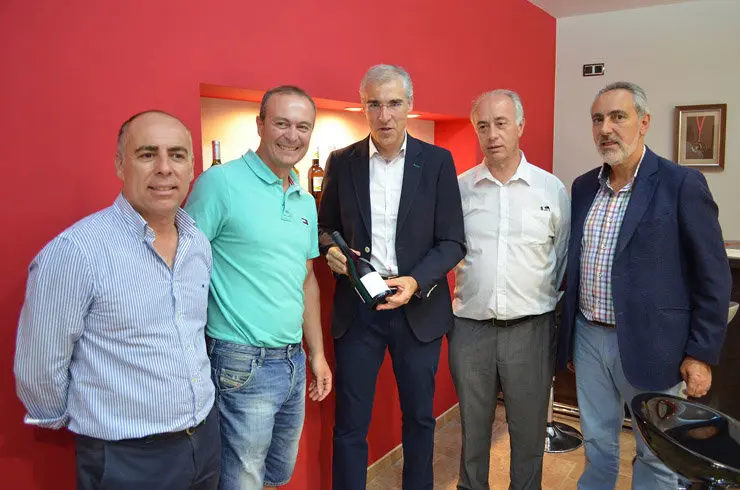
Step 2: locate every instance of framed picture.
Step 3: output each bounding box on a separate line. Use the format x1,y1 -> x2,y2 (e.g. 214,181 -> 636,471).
674,103 -> 727,168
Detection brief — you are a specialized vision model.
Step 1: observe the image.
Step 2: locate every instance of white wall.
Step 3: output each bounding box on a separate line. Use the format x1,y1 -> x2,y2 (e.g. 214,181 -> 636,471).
200,97 -> 435,189
553,0 -> 740,239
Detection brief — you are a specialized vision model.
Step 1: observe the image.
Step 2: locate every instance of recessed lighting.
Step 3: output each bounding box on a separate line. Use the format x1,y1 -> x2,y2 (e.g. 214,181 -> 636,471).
408,114 -> 421,118
344,107 -> 363,112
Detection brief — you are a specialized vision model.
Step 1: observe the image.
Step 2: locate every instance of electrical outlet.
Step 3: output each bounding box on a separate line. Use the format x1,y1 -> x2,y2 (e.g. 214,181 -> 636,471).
583,63 -> 605,77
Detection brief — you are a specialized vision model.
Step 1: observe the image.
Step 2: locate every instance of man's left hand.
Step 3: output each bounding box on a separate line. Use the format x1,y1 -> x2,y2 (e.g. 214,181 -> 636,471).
376,276 -> 418,311
308,353 -> 332,402
680,356 -> 712,398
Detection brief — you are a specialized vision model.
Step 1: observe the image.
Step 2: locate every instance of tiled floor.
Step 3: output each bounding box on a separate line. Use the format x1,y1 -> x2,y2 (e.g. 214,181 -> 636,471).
366,403 -> 637,490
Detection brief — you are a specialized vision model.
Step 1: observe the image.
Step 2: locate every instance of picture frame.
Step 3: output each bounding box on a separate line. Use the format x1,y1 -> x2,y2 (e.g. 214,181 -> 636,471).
674,103 -> 727,169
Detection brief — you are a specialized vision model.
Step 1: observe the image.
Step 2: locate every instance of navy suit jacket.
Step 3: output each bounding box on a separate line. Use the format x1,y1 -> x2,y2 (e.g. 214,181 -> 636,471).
558,146 -> 732,390
317,135 -> 466,342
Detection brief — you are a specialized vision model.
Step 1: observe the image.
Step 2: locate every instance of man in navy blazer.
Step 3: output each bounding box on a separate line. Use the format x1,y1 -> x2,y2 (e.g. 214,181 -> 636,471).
557,81 -> 731,489
318,64 -> 465,490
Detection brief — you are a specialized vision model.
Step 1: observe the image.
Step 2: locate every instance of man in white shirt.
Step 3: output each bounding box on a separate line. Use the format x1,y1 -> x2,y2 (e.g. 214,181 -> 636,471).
450,90 -> 570,490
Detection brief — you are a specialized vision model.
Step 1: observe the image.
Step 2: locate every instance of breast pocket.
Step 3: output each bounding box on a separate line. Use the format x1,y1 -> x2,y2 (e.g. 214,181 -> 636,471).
179,280 -> 210,325
521,208 -> 552,244
463,193 -> 489,218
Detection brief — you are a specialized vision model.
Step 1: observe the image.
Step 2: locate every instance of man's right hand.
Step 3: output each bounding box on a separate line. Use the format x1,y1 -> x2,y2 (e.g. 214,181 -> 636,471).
326,246 -> 358,276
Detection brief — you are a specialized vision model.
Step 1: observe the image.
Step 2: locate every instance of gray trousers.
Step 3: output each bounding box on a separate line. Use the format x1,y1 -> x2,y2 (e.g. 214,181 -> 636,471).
448,313 -> 556,490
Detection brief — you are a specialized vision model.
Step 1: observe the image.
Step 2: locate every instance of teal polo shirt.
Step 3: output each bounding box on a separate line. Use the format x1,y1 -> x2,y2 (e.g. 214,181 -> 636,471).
184,150 -> 319,347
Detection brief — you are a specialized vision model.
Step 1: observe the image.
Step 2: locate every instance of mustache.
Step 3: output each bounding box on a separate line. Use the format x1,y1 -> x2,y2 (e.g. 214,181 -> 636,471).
599,136 -> 622,145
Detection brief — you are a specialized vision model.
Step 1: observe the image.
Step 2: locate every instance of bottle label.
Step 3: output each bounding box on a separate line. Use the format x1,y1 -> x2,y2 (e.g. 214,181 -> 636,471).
360,271 -> 390,298
312,177 -> 323,192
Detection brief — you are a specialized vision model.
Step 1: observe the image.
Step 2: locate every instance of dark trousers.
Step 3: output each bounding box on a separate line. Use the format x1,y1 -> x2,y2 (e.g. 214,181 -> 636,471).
448,313 -> 556,490
76,404 -> 221,490
332,306 -> 443,490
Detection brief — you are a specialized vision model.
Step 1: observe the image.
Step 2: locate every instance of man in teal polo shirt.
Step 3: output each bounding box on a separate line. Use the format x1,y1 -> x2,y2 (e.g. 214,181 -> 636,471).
185,85 -> 332,490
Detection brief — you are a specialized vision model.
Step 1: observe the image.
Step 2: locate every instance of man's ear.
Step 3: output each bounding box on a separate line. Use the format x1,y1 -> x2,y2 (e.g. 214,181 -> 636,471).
256,115 -> 265,138
640,113 -> 651,136
115,153 -> 124,180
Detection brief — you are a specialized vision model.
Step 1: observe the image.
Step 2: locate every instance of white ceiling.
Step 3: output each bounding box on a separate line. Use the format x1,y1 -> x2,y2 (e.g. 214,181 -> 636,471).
527,0 -> 700,18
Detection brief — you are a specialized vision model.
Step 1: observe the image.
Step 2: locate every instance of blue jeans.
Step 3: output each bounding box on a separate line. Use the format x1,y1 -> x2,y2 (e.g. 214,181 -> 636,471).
573,312 -> 681,490
207,338 -> 306,489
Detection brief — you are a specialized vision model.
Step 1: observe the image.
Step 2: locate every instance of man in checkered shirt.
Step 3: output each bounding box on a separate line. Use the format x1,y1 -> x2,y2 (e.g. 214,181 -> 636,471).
557,81 -> 731,490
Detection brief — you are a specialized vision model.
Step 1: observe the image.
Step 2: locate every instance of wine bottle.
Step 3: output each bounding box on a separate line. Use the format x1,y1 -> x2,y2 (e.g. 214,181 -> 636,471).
211,140 -> 222,166
308,148 -> 325,201
330,231 -> 392,309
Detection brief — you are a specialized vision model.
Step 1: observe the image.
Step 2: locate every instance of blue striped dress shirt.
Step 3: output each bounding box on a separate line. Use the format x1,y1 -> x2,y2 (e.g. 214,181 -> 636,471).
14,194 -> 215,440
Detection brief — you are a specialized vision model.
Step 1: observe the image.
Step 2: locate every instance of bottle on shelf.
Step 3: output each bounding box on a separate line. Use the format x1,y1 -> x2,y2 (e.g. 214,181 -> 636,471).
211,140 -> 222,166
330,231 -> 393,310
308,148 -> 325,201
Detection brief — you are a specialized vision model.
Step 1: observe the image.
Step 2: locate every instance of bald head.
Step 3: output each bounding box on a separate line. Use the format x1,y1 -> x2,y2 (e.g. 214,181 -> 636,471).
114,110 -> 195,226
116,110 -> 192,160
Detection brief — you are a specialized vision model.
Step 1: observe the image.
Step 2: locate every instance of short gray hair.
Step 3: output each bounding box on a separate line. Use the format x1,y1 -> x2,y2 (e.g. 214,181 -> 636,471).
595,81 -> 650,117
359,64 -> 414,103
470,89 -> 524,125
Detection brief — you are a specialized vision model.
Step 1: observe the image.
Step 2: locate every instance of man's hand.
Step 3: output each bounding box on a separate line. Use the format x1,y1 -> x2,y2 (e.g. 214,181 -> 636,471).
376,276 -> 418,311
308,353 -> 332,402
326,246 -> 359,276
680,356 -> 712,398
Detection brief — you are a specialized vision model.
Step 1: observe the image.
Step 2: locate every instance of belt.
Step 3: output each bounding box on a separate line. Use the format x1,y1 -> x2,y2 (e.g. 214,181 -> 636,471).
131,408 -> 212,443
589,319 -> 616,329
491,315 -> 535,327
78,408 -> 213,447
139,416 -> 208,443
183,416 -> 208,436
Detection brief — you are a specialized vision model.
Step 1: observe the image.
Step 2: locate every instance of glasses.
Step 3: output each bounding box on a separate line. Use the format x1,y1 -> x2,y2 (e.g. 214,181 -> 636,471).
364,100 -> 406,114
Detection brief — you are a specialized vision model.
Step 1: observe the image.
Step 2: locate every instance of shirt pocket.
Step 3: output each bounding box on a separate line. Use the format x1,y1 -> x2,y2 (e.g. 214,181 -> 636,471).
520,208 -> 553,244
462,193 -> 489,218
177,279 -> 210,329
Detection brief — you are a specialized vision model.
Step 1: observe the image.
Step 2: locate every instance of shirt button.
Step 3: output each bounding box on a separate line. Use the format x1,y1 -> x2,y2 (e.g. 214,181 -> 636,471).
364,247 -> 370,253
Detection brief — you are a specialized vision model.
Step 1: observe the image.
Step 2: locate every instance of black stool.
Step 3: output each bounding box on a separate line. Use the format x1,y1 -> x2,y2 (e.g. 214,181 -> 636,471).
631,393 -> 740,489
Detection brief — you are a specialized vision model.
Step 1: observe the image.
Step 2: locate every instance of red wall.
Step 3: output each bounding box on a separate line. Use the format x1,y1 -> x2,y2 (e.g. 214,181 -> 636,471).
0,1 -> 555,488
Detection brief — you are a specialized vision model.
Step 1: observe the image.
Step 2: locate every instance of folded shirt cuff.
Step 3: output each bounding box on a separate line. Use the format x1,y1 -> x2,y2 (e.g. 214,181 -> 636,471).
24,413 -> 68,430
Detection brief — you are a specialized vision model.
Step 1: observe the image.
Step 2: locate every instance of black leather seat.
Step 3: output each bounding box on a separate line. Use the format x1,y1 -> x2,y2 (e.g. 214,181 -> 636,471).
631,393 -> 740,489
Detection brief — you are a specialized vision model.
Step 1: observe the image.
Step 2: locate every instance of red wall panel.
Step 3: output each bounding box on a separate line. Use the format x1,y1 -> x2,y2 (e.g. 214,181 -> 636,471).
0,0 -> 555,488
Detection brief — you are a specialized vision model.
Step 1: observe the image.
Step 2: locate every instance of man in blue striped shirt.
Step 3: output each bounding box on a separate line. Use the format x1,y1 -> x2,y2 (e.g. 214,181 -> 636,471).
14,111 -> 221,490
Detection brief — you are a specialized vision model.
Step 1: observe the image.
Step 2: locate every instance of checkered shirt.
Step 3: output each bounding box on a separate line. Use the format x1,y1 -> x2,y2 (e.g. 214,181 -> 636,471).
578,162 -> 641,324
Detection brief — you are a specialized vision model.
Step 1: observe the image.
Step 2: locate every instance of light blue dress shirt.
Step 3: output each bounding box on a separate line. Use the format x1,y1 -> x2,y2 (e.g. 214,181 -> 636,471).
14,194 -> 215,440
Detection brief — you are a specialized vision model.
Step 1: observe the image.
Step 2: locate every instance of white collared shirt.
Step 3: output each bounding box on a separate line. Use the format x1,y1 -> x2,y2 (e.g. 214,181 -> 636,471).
368,134 -> 407,276
454,152 -> 571,320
